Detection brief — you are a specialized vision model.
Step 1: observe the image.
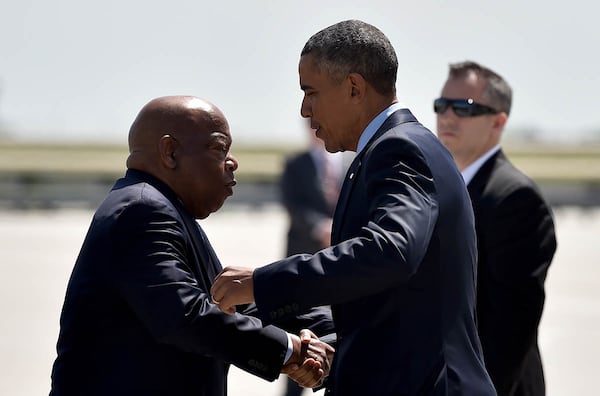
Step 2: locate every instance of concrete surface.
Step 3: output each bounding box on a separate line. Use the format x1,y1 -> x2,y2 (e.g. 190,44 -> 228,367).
0,204 -> 598,395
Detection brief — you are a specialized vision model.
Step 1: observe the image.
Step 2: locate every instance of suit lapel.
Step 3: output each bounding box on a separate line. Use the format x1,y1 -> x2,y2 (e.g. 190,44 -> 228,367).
125,169 -> 221,289
331,108 -> 418,243
467,150 -> 504,199
332,157 -> 361,243
178,209 -> 222,289
196,224 -> 224,281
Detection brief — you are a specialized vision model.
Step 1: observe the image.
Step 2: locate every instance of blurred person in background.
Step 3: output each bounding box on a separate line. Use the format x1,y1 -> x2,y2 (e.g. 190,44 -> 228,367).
281,120 -> 349,259
49,95 -> 334,396
435,61 -> 557,396
279,121 -> 349,396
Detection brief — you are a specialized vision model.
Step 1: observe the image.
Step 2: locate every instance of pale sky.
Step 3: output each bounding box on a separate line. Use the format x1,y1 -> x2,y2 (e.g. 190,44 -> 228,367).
1,0 -> 599,145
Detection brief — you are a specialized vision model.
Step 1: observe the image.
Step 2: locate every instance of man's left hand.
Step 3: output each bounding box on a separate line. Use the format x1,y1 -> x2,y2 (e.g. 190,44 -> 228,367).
211,266 -> 255,314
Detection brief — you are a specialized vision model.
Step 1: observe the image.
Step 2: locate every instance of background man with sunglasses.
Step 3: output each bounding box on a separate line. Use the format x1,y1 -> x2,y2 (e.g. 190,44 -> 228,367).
435,61 -> 557,396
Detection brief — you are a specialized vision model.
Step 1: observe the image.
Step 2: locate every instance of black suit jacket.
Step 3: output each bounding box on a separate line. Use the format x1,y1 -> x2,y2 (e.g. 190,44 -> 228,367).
253,109 -> 496,395
468,150 -> 556,396
49,169 -> 331,396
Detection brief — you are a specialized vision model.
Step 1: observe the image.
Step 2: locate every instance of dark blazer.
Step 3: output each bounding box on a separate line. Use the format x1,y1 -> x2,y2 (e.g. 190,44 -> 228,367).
253,109 -> 496,395
468,150 -> 556,396
280,150 -> 337,256
49,169 -> 331,396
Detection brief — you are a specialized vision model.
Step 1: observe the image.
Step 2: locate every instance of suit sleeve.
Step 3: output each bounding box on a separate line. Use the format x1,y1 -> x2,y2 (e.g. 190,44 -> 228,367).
111,201 -> 288,381
476,185 -> 556,393
255,137 -> 439,321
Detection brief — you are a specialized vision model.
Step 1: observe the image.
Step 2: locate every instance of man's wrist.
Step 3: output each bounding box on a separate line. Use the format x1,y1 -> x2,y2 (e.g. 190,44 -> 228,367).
284,333 -> 294,364
284,333 -> 303,365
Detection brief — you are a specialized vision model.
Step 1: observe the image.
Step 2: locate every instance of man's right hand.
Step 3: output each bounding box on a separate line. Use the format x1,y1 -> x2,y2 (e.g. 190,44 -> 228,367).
282,329 -> 335,388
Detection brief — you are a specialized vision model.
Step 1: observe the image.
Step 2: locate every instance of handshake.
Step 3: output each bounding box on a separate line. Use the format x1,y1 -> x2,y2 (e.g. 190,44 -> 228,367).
210,266 -> 334,388
285,329 -> 335,388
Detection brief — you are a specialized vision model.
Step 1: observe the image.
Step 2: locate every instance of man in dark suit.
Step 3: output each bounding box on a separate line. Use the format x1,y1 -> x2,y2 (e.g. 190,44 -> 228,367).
211,20 -> 496,395
435,61 -> 557,396
49,95 -> 333,396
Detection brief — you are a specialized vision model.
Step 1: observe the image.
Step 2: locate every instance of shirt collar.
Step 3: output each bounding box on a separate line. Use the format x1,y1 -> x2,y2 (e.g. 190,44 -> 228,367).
356,102 -> 406,154
461,145 -> 501,185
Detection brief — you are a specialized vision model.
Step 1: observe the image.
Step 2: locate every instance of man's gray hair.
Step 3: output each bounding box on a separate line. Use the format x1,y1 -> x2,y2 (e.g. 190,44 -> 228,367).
301,20 -> 398,97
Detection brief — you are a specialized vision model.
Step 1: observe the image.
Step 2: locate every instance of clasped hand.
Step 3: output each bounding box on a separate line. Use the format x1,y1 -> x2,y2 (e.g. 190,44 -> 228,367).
211,266 -> 256,314
211,268 -> 335,388
285,329 -> 335,388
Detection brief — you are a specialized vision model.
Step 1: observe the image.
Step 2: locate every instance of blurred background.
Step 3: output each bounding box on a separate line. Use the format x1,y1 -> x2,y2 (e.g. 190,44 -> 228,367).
0,1 -> 598,395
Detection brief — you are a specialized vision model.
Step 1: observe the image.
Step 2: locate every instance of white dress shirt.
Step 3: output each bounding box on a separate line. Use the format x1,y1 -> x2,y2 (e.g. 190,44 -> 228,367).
356,102 -> 407,154
461,145 -> 501,185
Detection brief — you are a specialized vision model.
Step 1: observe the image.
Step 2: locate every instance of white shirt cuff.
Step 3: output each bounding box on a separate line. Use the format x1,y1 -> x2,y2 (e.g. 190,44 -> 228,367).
284,332 -> 293,364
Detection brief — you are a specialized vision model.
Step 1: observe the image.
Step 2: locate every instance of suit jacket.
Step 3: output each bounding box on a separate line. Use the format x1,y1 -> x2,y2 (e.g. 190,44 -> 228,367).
49,169 -> 331,396
280,150 -> 338,256
468,150 -> 556,396
253,109 -> 496,395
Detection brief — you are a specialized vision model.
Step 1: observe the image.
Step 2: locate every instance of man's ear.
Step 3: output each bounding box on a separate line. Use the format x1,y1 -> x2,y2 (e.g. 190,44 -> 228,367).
492,112 -> 508,130
347,73 -> 366,101
491,112 -> 508,141
159,134 -> 178,169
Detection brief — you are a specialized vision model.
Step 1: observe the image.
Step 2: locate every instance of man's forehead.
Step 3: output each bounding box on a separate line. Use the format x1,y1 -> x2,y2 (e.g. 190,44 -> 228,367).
299,58 -> 327,88
444,75 -> 483,94
299,54 -> 318,73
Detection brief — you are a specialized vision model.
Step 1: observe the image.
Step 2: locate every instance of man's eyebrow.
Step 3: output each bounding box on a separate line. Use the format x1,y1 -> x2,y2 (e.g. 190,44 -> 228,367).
300,84 -> 314,91
208,132 -> 230,143
209,131 -> 228,138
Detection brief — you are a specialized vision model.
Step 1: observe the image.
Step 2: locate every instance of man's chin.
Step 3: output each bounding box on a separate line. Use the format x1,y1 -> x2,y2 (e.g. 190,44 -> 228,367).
213,197 -> 229,213
322,140 -> 341,153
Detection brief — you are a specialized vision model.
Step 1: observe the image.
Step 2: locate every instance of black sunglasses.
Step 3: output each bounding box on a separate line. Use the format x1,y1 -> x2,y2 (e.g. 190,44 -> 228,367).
433,97 -> 499,117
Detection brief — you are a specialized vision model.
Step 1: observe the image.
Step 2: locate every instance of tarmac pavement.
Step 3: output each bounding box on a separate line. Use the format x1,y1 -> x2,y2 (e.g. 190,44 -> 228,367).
0,204 -> 598,395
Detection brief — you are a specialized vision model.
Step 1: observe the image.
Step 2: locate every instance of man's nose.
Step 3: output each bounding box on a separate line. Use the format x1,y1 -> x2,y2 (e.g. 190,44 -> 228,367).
226,155 -> 238,171
300,97 -> 311,118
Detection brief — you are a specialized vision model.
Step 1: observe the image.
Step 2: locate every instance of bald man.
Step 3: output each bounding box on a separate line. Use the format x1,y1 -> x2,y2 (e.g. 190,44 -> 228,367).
49,96 -> 333,396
